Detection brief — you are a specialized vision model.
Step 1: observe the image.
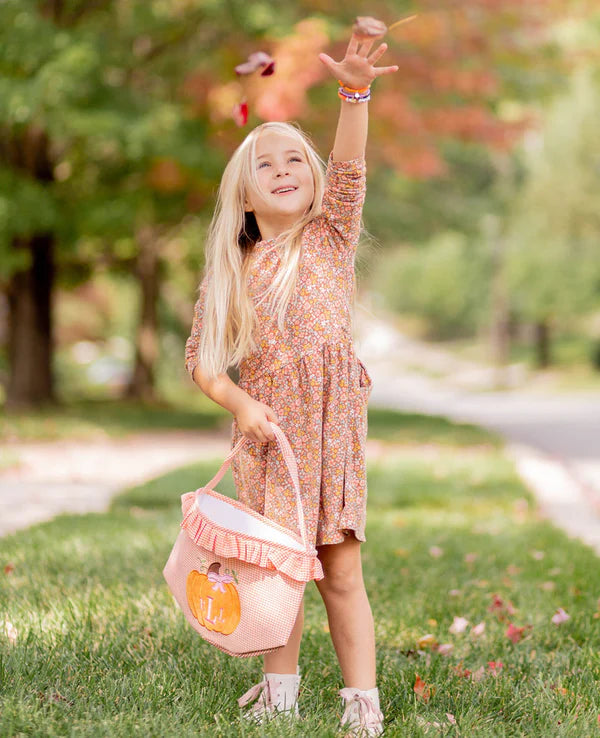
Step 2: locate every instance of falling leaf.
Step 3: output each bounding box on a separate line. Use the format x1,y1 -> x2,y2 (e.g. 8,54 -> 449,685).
551,608 -> 571,625
449,616 -> 469,634
429,545 -> 443,558
487,661 -> 504,675
436,643 -> 454,656
352,16 -> 388,38
471,622 -> 486,637
3,619 -> 17,645
506,623 -> 526,643
232,100 -> 248,127
417,634 -> 438,650
3,563 -> 15,575
413,674 -> 435,702
235,51 -> 276,76
471,666 -> 486,682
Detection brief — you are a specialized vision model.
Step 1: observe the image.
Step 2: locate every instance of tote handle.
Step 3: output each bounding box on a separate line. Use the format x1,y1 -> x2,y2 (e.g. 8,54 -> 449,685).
200,422 -> 310,552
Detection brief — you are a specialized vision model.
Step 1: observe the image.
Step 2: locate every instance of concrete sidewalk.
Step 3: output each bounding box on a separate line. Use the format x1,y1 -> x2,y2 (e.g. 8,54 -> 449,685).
0,429 -> 232,537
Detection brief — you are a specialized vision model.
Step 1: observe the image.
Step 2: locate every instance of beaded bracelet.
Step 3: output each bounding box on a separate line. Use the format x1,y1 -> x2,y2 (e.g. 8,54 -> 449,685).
338,79 -> 371,104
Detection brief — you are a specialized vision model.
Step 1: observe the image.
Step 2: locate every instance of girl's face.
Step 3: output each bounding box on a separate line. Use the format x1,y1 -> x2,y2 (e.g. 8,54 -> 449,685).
244,132 -> 315,232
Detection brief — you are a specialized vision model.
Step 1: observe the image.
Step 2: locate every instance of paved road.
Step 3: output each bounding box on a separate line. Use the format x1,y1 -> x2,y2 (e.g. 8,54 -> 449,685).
355,312 -> 600,554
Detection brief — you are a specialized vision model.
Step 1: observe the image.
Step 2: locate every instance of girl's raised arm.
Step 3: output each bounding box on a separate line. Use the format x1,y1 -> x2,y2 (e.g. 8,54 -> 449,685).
319,32 -> 398,162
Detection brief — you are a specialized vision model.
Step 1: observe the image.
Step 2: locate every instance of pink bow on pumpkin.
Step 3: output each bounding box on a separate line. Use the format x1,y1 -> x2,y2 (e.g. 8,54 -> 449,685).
208,570 -> 235,593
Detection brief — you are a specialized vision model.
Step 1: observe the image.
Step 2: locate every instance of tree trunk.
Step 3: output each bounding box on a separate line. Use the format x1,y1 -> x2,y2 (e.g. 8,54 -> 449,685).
534,319 -> 551,368
5,234 -> 56,409
125,226 -> 161,402
1,123 -> 57,409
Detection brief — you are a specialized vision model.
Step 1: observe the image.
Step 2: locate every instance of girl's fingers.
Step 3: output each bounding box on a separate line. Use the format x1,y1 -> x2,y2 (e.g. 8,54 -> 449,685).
368,42 -> 388,65
357,37 -> 375,57
347,35 -> 360,56
373,64 -> 399,77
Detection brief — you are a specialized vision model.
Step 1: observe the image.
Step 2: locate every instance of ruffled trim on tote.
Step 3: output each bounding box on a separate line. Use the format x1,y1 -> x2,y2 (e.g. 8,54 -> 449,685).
180,492 -> 324,583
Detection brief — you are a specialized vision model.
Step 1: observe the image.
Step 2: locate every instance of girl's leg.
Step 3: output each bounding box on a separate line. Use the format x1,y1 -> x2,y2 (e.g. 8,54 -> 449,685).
263,597 -> 304,673
315,535 -> 376,689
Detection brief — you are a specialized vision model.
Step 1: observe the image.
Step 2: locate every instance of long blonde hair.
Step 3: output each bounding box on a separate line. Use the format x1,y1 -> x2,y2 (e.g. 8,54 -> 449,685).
196,122 -> 327,379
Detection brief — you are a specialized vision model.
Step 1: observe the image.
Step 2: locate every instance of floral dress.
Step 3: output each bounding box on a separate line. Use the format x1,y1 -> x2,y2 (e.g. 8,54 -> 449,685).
185,152 -> 373,548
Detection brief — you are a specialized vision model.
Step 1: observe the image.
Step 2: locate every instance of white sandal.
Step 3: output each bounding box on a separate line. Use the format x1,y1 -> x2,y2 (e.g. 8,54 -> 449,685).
339,687 -> 384,737
238,668 -> 301,723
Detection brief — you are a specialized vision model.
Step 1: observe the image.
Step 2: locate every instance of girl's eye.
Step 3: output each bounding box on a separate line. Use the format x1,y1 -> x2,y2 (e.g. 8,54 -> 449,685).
258,157 -> 302,169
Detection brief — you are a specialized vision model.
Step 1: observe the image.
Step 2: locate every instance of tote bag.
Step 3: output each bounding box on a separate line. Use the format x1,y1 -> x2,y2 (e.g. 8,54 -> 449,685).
163,421 -> 323,657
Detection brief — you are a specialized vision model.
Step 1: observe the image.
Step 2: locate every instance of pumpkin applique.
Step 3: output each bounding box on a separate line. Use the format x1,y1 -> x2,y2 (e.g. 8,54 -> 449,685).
186,562 -> 241,635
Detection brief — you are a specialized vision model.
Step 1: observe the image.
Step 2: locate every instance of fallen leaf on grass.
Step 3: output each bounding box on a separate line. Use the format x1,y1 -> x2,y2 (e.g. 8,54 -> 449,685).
3,619 -> 17,645
506,623 -> 531,643
414,674 -> 435,702
3,563 -> 15,575
464,552 -> 478,563
487,661 -> 504,675
427,618 -> 438,627
551,608 -> 570,625
449,616 -> 469,634
446,713 -> 457,724
452,662 -> 471,678
36,690 -> 74,707
448,589 -> 461,597
394,547 -> 410,557
429,545 -> 443,558
471,622 -> 485,637
506,564 -> 522,576
436,643 -> 454,656
471,665 -> 486,682
417,634 -> 438,650
530,550 -> 545,560
540,581 -> 556,591
488,593 -> 517,620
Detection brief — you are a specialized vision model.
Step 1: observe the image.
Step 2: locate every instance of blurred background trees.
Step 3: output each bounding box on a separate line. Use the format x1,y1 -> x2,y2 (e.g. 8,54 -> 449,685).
1,0 -> 599,410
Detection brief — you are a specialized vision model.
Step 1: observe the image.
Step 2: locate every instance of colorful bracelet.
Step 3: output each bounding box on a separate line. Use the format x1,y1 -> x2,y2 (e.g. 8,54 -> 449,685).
337,79 -> 371,104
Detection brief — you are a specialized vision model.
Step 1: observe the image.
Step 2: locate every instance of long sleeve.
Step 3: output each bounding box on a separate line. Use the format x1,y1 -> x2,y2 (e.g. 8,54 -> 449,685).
320,151 -> 367,252
184,275 -> 209,381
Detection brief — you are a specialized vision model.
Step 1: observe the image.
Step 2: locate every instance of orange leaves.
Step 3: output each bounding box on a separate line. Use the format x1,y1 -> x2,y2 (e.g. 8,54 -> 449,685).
414,673 -> 435,702
505,623 -> 531,643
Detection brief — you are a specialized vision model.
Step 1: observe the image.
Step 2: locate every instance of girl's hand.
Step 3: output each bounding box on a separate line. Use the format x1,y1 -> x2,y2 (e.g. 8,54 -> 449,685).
318,33 -> 399,91
234,397 -> 280,444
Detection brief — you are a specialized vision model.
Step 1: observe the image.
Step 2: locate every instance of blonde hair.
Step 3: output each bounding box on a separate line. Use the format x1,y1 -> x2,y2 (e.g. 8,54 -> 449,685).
196,122 -> 327,379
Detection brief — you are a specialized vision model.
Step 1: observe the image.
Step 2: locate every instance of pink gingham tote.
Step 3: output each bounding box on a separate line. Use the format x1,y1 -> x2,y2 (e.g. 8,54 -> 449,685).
163,422 -> 324,657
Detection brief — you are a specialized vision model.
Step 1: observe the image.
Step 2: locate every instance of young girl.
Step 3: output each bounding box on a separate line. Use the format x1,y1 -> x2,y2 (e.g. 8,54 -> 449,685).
184,29 -> 398,737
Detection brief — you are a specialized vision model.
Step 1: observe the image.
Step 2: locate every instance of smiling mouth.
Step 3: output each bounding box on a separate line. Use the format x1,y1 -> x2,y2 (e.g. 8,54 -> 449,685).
272,186 -> 298,195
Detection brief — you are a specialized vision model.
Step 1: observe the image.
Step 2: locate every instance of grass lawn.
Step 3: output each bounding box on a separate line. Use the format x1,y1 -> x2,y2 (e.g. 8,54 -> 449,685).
1,409 -> 599,736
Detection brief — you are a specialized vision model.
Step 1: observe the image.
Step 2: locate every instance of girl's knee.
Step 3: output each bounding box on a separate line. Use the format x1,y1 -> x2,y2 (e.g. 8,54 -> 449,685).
317,560 -> 364,598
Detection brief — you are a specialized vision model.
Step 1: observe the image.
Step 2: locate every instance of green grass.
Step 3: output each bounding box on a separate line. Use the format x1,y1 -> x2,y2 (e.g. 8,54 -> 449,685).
1,411 -> 599,736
